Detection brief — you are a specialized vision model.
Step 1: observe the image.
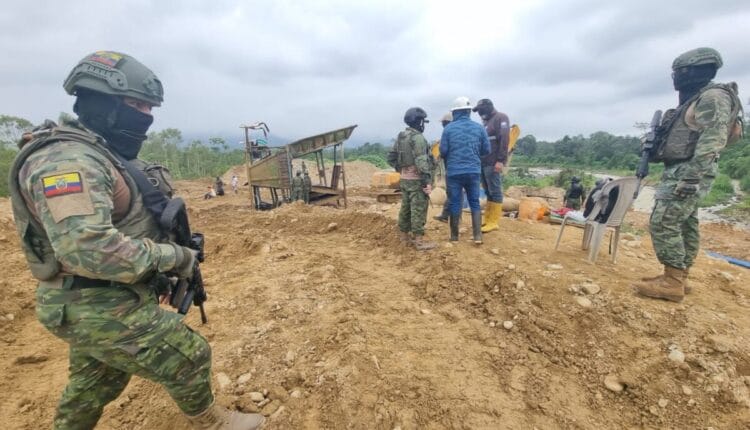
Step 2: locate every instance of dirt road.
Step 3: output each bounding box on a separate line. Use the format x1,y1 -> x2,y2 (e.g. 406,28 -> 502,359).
1,180 -> 749,429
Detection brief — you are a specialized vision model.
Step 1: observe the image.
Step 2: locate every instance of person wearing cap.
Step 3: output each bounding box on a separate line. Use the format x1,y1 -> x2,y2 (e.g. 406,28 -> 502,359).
439,97 -> 491,244
8,51 -> 264,429
634,47 -> 743,303
472,98 -> 510,233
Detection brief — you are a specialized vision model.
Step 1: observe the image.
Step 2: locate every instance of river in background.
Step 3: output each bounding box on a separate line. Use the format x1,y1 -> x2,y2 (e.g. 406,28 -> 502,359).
526,167 -> 748,229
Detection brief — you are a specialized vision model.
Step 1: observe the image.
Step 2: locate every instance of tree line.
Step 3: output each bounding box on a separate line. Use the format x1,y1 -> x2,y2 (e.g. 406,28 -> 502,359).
1,113 -> 748,204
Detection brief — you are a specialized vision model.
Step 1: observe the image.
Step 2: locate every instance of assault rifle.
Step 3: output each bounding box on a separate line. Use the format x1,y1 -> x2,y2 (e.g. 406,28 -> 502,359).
634,110 -> 662,199
160,198 -> 208,323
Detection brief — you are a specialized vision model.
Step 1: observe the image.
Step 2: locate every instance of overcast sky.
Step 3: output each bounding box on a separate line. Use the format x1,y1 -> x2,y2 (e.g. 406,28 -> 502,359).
1,0 -> 748,144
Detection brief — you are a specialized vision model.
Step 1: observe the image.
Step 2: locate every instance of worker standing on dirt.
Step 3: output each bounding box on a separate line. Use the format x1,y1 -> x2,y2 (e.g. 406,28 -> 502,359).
215,176 -> 225,196
291,170 -> 304,202
433,112 -> 454,223
473,98 -> 510,233
389,107 -> 437,251
303,171 -> 312,203
635,47 -> 743,303
440,97 -> 491,244
564,176 -> 584,210
231,174 -> 239,194
7,51 -> 263,430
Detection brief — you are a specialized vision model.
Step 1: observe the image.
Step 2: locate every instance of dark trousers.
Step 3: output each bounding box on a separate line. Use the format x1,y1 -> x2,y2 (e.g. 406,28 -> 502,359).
447,173 -> 481,215
480,165 -> 503,203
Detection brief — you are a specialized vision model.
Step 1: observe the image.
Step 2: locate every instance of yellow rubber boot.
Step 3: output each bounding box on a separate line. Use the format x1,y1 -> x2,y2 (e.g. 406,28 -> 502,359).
481,202 -> 502,233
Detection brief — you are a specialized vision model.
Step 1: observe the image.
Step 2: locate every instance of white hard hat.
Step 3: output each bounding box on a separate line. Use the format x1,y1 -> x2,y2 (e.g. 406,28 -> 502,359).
451,96 -> 472,112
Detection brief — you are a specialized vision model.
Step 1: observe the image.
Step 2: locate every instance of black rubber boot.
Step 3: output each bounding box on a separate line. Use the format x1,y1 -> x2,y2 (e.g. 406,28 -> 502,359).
449,214 -> 460,241
471,211 -> 482,244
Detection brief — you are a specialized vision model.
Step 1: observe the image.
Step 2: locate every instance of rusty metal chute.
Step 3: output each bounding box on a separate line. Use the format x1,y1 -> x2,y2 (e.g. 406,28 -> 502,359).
244,124 -> 357,210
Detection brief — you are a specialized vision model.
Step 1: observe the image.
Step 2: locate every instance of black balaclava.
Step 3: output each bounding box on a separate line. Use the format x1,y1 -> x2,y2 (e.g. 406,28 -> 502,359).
73,89 -> 154,160
477,105 -> 494,121
672,64 -> 717,105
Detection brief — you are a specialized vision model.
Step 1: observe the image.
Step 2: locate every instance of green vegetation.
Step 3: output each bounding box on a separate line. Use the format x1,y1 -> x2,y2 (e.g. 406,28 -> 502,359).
0,111 -> 746,212
343,142 -> 390,168
513,132 -> 641,171
699,174 -> 734,207
513,121 -> 749,207
139,129 -> 245,179
0,115 -> 33,196
504,167 -> 596,193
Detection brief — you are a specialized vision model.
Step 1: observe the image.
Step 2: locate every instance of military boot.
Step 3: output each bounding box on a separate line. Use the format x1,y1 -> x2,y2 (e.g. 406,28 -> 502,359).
471,210 -> 483,245
640,267 -> 692,294
399,231 -> 412,245
414,235 -> 437,251
449,215 -> 460,241
634,265 -> 686,303
186,402 -> 265,430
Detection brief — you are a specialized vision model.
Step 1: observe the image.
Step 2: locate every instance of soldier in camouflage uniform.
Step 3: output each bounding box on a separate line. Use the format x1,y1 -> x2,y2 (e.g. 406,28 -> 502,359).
389,107 -> 437,251
290,170 -> 304,202
635,47 -> 743,303
302,171 -> 312,203
8,52 -> 263,430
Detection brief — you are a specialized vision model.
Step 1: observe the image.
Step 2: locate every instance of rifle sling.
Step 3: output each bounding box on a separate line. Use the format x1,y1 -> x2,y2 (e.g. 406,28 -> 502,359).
110,151 -> 170,222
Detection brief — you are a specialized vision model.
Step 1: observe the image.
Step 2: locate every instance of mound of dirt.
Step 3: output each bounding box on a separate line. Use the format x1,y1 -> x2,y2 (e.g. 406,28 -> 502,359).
2,179 -> 749,429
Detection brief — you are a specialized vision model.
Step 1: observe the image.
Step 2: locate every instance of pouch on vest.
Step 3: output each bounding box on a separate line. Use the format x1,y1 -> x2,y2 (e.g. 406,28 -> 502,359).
396,131 -> 416,169
386,149 -> 400,171
13,216 -> 60,280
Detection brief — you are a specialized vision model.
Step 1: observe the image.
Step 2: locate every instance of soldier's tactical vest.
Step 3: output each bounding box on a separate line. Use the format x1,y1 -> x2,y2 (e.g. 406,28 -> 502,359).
394,129 -> 418,169
8,122 -> 172,281
653,82 -> 743,164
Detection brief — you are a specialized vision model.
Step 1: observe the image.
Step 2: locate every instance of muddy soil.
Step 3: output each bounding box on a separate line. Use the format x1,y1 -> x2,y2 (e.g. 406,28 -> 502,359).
1,175 -> 749,429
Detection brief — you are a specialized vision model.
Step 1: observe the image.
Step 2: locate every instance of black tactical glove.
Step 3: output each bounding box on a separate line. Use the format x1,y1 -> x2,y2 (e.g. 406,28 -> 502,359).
674,180 -> 700,198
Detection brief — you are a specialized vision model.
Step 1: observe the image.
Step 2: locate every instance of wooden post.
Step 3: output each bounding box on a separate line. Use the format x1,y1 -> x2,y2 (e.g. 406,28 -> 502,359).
340,143 -> 347,208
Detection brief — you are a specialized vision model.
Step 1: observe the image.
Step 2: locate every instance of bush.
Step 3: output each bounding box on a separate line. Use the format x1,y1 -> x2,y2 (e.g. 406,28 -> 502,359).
741,175 -> 750,192
352,154 -> 389,169
0,147 -> 18,197
700,174 -> 734,207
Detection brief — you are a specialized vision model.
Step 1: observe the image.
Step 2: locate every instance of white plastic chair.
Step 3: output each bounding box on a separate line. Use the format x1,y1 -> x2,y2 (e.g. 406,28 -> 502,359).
554,177 -> 639,263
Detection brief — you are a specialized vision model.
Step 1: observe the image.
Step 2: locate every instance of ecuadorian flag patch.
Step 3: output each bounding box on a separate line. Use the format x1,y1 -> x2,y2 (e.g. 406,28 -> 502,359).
42,172 -> 83,198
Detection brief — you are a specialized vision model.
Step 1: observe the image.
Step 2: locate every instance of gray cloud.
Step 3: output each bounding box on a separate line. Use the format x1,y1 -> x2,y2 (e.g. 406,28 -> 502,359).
1,0 -> 748,145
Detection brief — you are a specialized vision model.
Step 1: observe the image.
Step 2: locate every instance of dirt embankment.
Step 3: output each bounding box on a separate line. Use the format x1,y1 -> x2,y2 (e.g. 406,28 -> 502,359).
1,177 -> 749,429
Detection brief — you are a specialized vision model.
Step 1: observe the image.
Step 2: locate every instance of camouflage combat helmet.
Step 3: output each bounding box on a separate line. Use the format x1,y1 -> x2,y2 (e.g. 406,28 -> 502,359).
672,47 -> 723,70
63,51 -> 164,106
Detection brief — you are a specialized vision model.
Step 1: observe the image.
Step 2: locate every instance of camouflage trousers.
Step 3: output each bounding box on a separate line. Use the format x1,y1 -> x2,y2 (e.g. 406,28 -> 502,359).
398,179 -> 429,236
303,187 -> 311,204
291,187 -> 303,201
36,280 -> 213,430
649,195 -> 701,269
